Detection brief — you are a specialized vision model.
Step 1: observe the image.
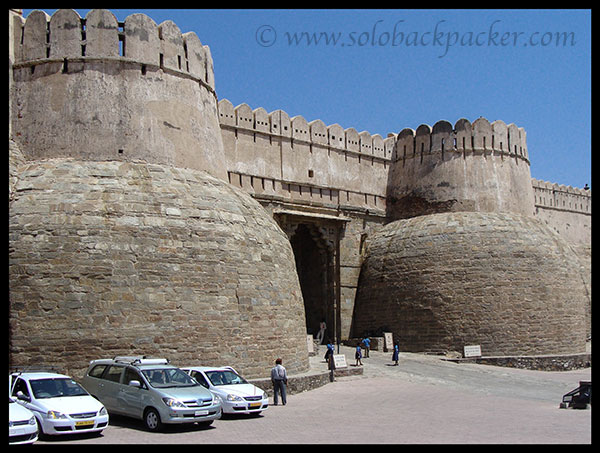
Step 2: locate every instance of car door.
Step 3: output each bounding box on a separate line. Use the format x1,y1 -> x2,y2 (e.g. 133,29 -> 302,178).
97,365 -> 125,414
118,367 -> 146,419
10,378 -> 39,417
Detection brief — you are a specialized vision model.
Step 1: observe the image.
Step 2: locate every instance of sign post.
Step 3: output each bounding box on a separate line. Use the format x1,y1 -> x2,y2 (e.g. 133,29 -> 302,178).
333,354 -> 347,369
463,345 -> 482,358
383,332 -> 394,352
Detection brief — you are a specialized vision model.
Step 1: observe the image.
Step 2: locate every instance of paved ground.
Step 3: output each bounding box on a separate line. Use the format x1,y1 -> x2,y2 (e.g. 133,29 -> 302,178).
37,346 -> 591,444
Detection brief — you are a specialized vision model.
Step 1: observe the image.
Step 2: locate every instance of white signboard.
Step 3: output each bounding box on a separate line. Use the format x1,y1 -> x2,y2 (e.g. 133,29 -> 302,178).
463,345 -> 482,358
333,354 -> 347,369
307,334 -> 314,353
383,332 -> 394,351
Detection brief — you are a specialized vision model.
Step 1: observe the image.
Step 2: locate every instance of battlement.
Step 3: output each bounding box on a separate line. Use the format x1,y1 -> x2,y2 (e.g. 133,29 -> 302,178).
9,9 -> 590,221
12,9 -> 215,91
9,9 -> 226,180
393,117 -> 529,164
387,117 -> 534,219
218,99 -> 395,161
218,99 -> 393,214
532,178 -> 591,214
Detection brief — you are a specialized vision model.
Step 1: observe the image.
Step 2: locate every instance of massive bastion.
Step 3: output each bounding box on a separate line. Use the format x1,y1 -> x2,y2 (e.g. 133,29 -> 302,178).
9,9 -> 310,378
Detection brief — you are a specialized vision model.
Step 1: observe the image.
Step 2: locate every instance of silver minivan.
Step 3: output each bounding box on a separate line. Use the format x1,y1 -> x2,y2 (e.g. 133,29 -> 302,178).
81,357 -> 221,431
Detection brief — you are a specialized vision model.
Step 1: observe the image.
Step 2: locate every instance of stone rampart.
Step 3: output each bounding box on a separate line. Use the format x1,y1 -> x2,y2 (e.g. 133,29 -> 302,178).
219,99 -> 392,214
387,117 -> 535,219
352,211 -> 590,356
10,9 -> 226,180
9,9 -> 591,375
532,178 -> 591,246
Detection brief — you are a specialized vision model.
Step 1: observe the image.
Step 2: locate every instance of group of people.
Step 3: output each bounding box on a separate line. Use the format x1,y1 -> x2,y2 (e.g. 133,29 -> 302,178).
353,337 -> 370,365
354,338 -> 401,366
271,331 -> 402,406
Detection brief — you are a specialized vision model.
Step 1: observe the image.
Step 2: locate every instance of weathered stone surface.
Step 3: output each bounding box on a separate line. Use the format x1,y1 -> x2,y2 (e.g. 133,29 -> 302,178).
8,9 -> 591,377
352,212 -> 589,356
9,158 -> 309,379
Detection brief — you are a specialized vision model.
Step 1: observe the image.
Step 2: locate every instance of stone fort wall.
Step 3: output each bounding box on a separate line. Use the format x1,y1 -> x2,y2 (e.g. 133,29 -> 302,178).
10,8 -> 591,240
10,9 -> 225,181
9,9 -> 591,372
217,100 -> 591,240
216,98 -> 592,343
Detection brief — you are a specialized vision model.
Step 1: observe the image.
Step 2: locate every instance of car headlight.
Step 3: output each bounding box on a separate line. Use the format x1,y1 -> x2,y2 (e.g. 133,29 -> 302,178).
162,397 -> 186,408
28,416 -> 36,426
99,406 -> 107,416
226,394 -> 244,402
47,410 -> 67,420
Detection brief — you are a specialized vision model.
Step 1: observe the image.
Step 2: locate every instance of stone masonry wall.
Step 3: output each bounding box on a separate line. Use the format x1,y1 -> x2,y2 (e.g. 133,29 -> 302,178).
11,9 -> 226,181
352,211 -> 589,356
9,153 -> 310,379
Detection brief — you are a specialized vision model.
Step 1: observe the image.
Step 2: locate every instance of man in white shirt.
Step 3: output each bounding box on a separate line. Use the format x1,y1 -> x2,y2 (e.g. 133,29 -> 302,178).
270,358 -> 288,405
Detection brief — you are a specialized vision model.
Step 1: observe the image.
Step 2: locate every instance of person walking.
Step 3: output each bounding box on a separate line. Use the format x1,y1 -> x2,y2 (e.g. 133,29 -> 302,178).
361,337 -> 371,358
270,358 -> 288,405
392,344 -> 399,366
328,349 -> 336,382
324,341 -> 334,362
355,344 -> 363,366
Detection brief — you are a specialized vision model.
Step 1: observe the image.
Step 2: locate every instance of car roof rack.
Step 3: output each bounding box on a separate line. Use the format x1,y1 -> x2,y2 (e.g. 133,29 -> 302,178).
10,365 -> 62,375
113,356 -> 170,365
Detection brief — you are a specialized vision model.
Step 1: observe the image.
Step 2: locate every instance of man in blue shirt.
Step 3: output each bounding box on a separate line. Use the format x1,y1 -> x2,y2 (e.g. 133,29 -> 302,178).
361,337 -> 371,358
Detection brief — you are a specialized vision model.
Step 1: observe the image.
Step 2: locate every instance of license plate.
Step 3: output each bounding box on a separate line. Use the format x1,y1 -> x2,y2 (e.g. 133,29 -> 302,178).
194,410 -> 209,416
75,420 -> 95,427
249,402 -> 261,409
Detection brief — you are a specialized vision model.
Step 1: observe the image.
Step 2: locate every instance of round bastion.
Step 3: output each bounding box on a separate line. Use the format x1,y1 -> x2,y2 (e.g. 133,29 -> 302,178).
352,211 -> 589,356
9,9 -> 310,379
9,152 -> 309,379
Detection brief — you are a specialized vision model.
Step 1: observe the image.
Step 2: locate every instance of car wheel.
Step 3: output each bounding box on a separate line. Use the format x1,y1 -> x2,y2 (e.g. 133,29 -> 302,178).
144,408 -> 162,432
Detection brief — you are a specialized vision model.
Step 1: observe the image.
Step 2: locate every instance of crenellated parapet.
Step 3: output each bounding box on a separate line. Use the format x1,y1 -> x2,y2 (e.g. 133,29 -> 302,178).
9,9 -> 226,180
393,117 -> 528,164
387,117 -> 535,220
532,178 -> 591,214
218,99 -> 393,160
218,98 -> 393,214
13,9 -> 214,91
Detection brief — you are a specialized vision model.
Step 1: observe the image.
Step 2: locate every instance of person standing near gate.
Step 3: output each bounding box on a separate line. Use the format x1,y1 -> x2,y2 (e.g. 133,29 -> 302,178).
271,358 -> 288,405
392,344 -> 399,366
316,319 -> 327,345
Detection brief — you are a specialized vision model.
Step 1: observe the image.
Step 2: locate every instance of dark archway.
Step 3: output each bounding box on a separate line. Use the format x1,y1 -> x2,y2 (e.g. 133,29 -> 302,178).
289,224 -> 334,341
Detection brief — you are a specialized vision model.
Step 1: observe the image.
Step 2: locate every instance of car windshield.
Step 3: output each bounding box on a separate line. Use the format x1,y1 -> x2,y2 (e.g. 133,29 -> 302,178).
205,370 -> 248,386
30,378 -> 89,399
142,368 -> 199,388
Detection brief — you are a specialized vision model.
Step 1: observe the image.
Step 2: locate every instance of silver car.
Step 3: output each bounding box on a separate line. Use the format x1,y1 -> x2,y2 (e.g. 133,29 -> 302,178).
81,357 -> 221,431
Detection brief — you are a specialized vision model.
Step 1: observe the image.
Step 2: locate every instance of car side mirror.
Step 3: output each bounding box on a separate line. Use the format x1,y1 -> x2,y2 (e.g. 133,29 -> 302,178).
128,380 -> 141,388
16,391 -> 31,402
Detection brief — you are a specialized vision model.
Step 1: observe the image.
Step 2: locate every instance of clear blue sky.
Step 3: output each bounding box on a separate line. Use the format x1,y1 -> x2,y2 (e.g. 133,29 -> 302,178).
23,9 -> 591,189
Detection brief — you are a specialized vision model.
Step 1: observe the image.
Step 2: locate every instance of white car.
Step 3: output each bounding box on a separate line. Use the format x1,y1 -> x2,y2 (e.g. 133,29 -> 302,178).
9,371 -> 109,437
9,396 -> 38,445
181,366 -> 268,415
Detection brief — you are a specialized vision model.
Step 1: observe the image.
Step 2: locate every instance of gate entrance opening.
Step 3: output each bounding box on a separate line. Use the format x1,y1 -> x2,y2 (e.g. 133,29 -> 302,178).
290,224 -> 334,342
274,210 -> 346,347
